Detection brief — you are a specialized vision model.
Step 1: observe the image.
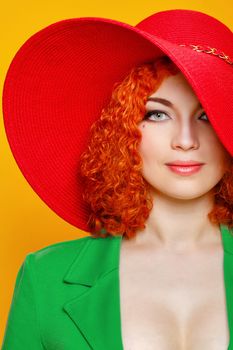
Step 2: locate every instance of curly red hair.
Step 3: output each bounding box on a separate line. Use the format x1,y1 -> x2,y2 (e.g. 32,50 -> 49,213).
80,56 -> 233,239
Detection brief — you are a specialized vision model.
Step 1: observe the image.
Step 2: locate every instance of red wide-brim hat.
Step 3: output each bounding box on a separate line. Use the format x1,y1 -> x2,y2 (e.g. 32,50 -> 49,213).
2,9 -> 233,233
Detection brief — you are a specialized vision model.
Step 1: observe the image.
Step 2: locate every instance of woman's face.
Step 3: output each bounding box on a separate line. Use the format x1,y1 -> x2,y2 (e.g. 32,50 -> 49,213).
137,72 -> 232,200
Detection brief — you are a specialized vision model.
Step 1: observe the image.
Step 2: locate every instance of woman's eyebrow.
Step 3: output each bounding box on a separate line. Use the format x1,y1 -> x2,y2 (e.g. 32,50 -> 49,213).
146,97 -> 203,109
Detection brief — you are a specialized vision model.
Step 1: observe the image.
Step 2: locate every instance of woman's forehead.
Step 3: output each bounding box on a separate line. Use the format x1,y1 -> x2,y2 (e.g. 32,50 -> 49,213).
147,73 -> 203,109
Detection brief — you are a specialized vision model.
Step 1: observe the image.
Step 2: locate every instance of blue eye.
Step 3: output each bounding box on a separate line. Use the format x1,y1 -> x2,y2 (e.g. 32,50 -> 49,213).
144,110 -> 169,121
144,110 -> 210,122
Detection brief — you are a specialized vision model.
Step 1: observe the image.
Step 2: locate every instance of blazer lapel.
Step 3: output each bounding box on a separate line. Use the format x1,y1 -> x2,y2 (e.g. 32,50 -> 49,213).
62,234 -> 124,350
220,223 -> 233,349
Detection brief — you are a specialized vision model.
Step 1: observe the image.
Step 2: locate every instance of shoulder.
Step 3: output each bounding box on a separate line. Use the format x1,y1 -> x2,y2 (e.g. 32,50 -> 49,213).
21,235 -> 94,277
31,235 -> 92,260
19,234 -> 121,282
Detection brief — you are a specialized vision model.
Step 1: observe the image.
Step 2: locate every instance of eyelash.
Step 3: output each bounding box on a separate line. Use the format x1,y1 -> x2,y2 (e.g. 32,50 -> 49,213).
144,110 -> 209,122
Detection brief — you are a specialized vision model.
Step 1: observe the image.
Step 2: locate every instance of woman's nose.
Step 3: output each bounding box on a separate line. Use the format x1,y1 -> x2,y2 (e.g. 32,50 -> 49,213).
171,122 -> 200,151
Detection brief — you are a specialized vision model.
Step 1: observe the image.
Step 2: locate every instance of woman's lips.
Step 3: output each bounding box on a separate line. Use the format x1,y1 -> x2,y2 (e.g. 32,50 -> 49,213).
166,164 -> 204,176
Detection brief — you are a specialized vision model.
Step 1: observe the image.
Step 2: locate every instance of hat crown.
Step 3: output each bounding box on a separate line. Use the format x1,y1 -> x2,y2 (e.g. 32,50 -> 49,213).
136,9 -> 233,55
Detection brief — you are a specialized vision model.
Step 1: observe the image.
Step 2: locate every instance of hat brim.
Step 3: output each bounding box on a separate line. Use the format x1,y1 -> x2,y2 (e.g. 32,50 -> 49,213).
2,17 -> 233,232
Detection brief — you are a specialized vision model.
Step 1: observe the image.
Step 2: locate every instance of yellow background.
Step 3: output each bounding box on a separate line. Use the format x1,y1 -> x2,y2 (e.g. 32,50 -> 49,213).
1,0 -> 232,344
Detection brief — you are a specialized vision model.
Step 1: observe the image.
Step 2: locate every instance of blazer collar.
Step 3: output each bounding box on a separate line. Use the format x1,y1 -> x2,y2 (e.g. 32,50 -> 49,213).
62,234 -> 124,349
220,223 -> 233,254
220,223 -> 233,349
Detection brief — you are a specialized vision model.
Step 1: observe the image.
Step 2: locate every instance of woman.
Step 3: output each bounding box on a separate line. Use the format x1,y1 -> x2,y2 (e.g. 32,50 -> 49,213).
79,56 -> 233,349
2,9 -> 233,350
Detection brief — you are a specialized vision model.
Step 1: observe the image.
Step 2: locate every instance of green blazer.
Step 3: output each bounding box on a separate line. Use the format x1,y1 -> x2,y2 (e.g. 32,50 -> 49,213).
1,224 -> 233,350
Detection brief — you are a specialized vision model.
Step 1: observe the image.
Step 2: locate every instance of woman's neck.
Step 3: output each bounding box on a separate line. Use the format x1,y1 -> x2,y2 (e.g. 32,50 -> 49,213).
130,189 -> 221,252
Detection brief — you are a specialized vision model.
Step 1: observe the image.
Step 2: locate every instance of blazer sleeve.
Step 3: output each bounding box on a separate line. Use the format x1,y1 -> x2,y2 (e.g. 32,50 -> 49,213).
1,253 -> 45,350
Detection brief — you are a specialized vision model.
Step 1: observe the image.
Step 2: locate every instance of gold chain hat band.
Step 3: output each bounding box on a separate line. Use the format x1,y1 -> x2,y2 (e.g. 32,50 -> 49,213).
179,44 -> 233,65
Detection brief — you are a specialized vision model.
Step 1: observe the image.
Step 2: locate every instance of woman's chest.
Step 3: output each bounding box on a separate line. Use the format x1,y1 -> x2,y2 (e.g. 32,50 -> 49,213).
119,243 -> 230,350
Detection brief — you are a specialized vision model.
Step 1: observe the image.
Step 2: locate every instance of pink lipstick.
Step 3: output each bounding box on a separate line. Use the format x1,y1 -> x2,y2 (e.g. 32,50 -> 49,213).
165,160 -> 205,176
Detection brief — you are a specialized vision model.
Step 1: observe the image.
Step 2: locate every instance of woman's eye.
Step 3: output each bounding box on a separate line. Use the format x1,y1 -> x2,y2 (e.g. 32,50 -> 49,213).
199,112 -> 209,122
144,110 -> 210,123
144,110 -> 169,121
